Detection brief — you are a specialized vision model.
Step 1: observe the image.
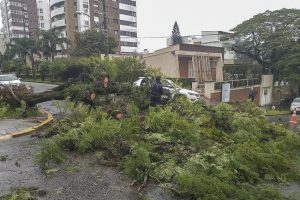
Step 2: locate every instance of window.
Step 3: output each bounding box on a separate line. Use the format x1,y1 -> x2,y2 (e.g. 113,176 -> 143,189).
113,19 -> 118,24
39,9 -> 43,14
40,23 -> 44,28
114,30 -> 118,35
188,60 -> 195,78
40,16 -> 44,20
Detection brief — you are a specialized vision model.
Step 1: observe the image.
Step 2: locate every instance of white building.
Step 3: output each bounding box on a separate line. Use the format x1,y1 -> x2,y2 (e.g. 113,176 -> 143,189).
119,0 -> 138,54
36,0 -> 50,30
167,31 -> 236,64
197,31 -> 235,64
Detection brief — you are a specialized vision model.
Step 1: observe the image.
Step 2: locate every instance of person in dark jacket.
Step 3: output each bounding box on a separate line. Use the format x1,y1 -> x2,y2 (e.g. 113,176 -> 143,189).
248,87 -> 256,102
150,76 -> 164,106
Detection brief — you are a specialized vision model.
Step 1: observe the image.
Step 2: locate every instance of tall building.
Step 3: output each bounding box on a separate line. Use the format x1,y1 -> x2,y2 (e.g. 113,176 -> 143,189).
50,0 -> 138,54
0,0 -> 39,40
36,0 -> 50,30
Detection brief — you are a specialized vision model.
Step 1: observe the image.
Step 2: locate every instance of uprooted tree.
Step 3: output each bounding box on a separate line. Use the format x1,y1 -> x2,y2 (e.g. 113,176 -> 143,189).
0,57 -> 150,109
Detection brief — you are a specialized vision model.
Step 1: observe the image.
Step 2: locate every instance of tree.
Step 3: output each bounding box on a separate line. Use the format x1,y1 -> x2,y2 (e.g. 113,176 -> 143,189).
71,29 -> 117,57
171,21 -> 183,45
276,41 -> 300,90
38,29 -> 67,61
224,9 -> 300,74
5,38 -> 40,78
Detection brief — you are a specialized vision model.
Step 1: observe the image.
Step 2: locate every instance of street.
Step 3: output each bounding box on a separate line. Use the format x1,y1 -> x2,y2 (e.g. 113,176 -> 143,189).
0,82 -> 177,200
24,82 -> 58,94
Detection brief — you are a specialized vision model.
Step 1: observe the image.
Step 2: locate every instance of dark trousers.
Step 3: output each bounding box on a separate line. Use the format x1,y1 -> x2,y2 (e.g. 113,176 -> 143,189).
150,96 -> 161,107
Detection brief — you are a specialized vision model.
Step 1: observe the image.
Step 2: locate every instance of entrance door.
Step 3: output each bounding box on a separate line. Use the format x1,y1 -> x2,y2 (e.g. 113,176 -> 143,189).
261,87 -> 272,106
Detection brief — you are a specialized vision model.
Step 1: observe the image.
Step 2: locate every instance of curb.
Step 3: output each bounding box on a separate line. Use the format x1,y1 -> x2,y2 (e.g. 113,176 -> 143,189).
0,110 -> 53,141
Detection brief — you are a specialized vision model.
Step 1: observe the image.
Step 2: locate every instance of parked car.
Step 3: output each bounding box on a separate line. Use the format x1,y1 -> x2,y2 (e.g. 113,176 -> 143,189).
134,77 -> 201,102
290,97 -> 300,113
0,74 -> 21,86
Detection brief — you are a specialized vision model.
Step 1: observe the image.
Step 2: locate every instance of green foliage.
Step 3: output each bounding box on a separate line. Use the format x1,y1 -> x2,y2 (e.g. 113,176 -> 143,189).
124,144 -> 153,181
37,56 -> 148,84
37,139 -> 65,170
225,8 -> 300,75
171,21 -> 182,45
39,97 -> 300,199
38,28 -> 67,61
0,101 -> 37,119
71,29 -> 117,57
0,187 -> 47,200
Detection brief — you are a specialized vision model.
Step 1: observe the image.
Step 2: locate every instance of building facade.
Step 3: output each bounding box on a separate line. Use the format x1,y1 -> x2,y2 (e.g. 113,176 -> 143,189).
49,0 -> 138,54
143,44 -> 224,83
36,0 -> 50,30
0,0 -> 39,40
167,31 -> 235,65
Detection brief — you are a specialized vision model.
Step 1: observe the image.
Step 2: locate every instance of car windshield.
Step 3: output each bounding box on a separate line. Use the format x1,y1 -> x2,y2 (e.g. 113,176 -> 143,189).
161,79 -> 176,88
293,98 -> 300,103
0,75 -> 18,81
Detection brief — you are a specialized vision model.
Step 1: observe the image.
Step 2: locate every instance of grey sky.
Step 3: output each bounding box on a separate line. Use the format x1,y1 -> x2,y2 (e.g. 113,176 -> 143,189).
136,0 -> 300,52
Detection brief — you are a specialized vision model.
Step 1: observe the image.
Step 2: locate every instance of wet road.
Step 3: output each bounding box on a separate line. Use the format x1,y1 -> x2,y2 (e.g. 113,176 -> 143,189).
0,82 -> 178,200
24,82 -> 57,94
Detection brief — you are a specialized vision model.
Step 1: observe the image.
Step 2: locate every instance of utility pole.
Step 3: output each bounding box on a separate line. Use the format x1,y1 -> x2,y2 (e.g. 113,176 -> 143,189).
101,0 -> 109,57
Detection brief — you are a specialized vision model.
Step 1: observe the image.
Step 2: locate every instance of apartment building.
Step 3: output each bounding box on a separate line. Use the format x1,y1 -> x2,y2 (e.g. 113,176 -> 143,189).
50,0 -> 138,54
36,0 -> 50,30
0,0 -> 39,40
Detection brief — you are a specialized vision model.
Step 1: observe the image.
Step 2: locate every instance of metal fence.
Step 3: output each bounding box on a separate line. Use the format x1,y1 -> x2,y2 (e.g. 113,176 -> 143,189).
214,78 -> 261,90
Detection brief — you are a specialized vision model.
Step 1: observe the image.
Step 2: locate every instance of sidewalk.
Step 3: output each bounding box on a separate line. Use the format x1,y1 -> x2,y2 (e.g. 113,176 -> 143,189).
0,117 -> 46,136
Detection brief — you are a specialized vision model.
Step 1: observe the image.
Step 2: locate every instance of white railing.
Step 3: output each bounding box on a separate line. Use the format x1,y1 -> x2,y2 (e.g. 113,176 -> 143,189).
52,19 -> 66,28
50,7 -> 65,18
50,0 -> 64,7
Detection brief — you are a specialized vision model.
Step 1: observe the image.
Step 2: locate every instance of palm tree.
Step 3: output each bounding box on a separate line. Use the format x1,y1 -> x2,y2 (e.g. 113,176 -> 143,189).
38,29 -> 67,61
7,38 -> 41,78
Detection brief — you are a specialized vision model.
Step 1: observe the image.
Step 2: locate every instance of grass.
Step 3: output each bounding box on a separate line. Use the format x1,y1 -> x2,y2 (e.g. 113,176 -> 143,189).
0,187 -> 47,200
265,109 -> 291,116
22,77 -> 61,85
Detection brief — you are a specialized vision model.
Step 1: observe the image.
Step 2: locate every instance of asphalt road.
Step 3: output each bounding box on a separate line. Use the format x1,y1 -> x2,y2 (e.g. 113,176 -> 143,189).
24,82 -> 58,94
1,82 -> 179,200
267,114 -> 300,129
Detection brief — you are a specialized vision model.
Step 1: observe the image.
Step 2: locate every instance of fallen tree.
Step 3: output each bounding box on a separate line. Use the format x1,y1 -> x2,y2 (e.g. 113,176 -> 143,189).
0,82 -> 133,108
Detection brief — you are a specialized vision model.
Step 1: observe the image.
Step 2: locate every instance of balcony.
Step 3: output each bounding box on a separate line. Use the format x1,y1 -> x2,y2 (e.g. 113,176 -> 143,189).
50,0 -> 64,7
58,31 -> 67,38
52,19 -> 66,28
50,7 -> 65,18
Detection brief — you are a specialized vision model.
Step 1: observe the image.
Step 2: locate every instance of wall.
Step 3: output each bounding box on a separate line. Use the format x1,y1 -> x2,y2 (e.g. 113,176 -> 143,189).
210,86 -> 261,105
178,57 -> 189,78
143,52 -> 180,78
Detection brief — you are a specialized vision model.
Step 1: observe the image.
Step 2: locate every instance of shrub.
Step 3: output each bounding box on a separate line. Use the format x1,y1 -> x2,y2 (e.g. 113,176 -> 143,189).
37,139 -> 65,170
123,144 -> 153,182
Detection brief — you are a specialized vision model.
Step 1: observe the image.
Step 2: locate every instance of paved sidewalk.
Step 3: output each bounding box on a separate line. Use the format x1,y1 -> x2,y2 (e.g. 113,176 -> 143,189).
0,118 -> 45,136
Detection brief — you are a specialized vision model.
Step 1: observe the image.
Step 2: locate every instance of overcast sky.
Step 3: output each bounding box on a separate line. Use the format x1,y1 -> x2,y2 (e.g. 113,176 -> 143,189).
136,0 -> 300,52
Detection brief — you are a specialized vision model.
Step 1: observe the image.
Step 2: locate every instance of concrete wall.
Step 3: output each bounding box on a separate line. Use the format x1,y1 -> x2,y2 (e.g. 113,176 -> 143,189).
143,51 -> 180,78
210,86 -> 261,105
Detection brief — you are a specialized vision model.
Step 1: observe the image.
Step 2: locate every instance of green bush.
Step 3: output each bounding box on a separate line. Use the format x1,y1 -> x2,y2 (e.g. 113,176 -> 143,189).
37,139 -> 65,170
38,97 -> 300,199
123,144 -> 153,182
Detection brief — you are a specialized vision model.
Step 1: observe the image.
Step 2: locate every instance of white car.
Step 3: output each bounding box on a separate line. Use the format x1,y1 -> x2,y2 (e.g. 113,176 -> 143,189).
134,77 -> 201,102
290,97 -> 300,113
0,74 -> 21,86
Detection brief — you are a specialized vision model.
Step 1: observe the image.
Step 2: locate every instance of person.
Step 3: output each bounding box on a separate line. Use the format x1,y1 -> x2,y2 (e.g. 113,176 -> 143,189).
248,87 -> 256,102
150,76 -> 164,106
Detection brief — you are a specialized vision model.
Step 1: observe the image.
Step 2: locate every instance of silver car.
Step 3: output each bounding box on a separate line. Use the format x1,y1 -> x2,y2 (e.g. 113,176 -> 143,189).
290,97 -> 300,113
